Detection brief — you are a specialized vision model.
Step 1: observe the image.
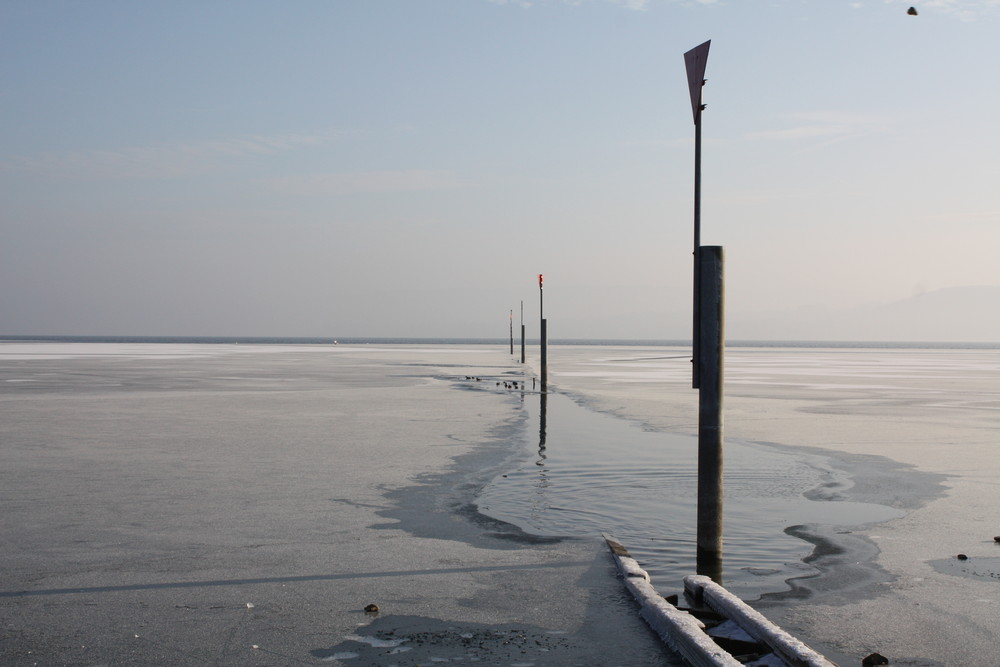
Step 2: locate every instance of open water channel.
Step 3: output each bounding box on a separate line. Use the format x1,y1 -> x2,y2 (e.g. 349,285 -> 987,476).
476,389 -> 902,600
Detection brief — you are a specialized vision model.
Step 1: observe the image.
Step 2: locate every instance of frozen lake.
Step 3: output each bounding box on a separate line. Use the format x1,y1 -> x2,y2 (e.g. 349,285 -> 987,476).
3,340 -> 999,665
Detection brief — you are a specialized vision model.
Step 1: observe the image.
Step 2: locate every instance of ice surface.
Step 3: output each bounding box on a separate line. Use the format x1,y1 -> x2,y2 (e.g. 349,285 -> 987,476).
5,340 -> 997,665
0,342 -> 678,666
537,344 -> 1000,665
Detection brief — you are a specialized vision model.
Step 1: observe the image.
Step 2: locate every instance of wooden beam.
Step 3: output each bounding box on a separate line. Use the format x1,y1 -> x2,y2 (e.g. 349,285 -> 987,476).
604,535 -> 742,667
684,575 -> 837,667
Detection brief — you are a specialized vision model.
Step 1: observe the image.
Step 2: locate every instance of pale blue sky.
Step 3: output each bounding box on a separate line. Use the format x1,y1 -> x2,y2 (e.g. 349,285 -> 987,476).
2,0 -> 998,340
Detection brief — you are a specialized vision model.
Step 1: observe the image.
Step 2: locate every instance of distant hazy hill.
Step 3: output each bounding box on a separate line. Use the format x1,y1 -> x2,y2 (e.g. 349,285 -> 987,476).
732,285 -> 1000,343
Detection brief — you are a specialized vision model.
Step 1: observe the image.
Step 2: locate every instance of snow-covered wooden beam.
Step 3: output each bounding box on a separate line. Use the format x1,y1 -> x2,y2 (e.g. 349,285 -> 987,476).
684,575 -> 837,667
604,535 -> 743,667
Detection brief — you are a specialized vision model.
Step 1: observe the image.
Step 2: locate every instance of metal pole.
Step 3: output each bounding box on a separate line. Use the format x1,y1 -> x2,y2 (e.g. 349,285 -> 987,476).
692,104 -> 702,389
696,245 -> 724,582
684,39 -> 710,389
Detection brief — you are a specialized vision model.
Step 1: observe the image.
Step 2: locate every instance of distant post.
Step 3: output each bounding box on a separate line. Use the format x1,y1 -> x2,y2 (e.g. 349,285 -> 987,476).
510,309 -> 514,355
684,39 -> 710,389
539,274 -> 547,392
520,300 -> 526,364
696,245 -> 724,582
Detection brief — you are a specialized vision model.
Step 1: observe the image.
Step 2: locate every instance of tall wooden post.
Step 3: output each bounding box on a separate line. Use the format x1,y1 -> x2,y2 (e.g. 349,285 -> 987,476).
697,245 -> 724,582
540,320 -> 548,392
509,309 -> 514,355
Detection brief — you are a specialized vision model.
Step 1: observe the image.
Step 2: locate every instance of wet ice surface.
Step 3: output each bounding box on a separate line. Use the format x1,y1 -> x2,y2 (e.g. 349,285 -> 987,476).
477,390 -> 902,599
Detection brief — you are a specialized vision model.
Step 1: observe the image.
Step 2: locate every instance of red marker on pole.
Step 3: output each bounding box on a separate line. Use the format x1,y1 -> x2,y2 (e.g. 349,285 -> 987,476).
538,274 -> 544,325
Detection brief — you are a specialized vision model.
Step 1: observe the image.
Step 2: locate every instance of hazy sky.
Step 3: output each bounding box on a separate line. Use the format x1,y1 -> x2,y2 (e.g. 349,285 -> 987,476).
2,0 -> 998,341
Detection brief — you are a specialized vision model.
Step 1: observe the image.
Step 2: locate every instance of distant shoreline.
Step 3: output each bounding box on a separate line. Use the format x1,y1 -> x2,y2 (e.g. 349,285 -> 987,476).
2,335 -> 999,349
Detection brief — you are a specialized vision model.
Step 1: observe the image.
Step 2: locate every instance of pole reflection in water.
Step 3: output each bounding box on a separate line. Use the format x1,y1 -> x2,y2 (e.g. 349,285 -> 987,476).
530,391 -> 549,523
696,547 -> 723,585
536,391 -> 547,465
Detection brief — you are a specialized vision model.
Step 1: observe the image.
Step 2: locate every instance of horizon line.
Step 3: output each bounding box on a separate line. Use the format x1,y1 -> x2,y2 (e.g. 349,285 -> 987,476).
2,335 -> 999,349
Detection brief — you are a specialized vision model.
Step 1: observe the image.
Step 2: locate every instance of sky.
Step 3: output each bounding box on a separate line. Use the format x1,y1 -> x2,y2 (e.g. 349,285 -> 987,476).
2,0 -> 999,342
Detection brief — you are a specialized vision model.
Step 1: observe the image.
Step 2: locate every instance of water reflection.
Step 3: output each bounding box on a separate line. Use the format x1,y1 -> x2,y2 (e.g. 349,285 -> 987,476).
696,547 -> 723,585
478,390 -> 903,599
536,391 -> 547,464
530,391 -> 550,523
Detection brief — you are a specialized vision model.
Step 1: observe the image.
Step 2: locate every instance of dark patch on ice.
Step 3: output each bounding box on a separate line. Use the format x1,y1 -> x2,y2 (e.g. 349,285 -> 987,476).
373,400 -> 568,548
329,497 -> 386,510
311,615 -> 578,665
728,440 -> 947,606
756,524 -> 895,607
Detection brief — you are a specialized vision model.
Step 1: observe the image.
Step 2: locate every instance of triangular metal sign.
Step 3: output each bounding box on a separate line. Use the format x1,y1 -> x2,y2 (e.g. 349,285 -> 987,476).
684,40 -> 711,124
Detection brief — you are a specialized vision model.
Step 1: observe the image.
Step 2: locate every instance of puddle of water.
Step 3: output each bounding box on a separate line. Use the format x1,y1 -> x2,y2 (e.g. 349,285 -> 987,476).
477,391 -> 902,598
931,556 -> 1000,582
